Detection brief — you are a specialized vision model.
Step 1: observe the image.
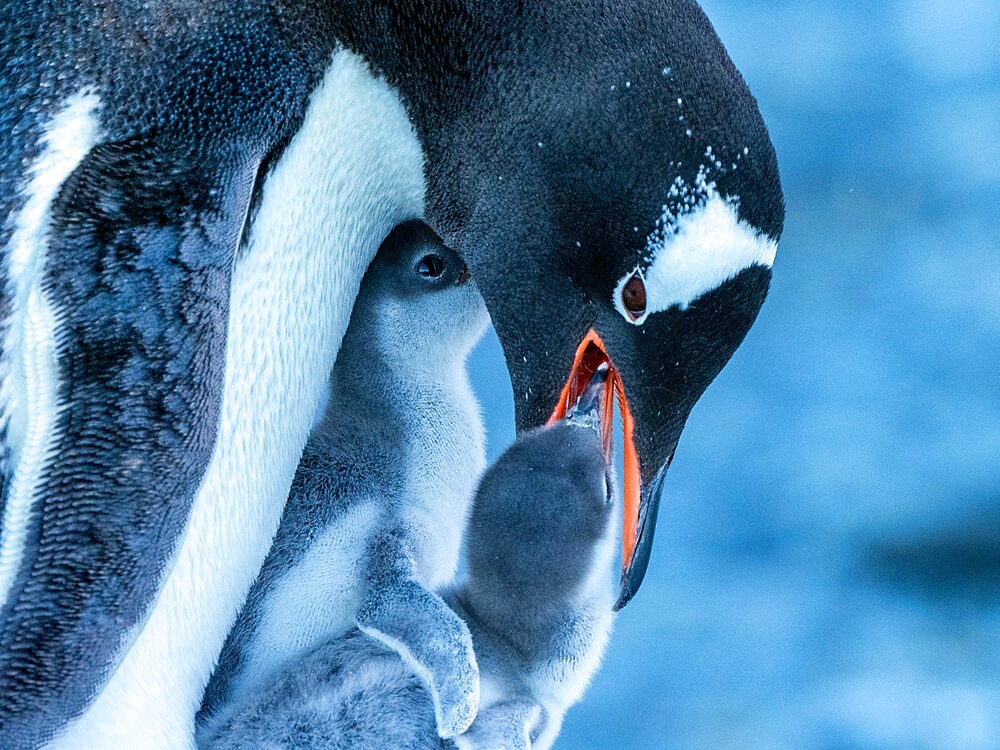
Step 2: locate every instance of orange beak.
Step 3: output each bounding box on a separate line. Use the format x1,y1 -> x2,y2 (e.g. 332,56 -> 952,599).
547,329 -> 642,583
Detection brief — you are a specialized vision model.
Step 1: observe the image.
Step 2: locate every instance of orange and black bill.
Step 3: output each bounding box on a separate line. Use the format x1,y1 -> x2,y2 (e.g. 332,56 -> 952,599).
548,329 -> 672,610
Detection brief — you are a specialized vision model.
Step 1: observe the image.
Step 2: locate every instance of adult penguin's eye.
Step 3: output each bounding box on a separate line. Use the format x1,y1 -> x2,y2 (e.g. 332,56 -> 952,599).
621,273 -> 647,320
416,254 -> 446,278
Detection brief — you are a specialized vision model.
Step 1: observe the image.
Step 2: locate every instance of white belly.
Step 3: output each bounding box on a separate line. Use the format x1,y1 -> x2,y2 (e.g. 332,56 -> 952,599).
227,501 -> 380,712
52,50 -> 425,749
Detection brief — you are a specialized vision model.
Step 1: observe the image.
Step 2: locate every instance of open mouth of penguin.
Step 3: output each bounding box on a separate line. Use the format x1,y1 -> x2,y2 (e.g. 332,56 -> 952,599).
548,330 -> 646,602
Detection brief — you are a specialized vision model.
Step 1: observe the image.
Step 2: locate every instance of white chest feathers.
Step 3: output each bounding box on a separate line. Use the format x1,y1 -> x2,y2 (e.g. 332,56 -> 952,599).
399,370 -> 486,588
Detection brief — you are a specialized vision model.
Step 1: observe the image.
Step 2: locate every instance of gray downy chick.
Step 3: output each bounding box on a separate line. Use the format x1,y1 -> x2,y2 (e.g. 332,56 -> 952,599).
198,370 -> 616,750
198,220 -> 489,741
451,367 -> 616,750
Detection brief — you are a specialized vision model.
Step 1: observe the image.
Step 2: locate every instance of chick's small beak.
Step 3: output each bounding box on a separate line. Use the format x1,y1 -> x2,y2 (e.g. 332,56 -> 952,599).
565,364 -> 610,428
548,329 -> 660,609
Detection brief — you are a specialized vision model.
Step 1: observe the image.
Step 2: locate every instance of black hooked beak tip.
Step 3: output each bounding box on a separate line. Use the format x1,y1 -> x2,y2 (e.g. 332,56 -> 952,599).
614,456 -> 671,611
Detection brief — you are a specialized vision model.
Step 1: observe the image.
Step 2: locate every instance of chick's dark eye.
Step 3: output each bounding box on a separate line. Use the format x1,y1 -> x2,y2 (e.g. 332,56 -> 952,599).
622,273 -> 647,320
416,254 -> 446,278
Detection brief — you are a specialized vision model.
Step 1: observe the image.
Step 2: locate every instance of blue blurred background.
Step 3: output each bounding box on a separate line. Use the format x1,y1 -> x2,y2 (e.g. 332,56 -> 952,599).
467,1 -> 1000,747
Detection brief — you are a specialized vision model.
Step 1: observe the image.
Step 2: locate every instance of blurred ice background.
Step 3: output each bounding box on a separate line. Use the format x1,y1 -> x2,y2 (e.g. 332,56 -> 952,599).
467,1 -> 1000,747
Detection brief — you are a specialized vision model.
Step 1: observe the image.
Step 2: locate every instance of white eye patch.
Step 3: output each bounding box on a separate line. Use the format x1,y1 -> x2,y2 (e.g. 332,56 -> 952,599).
614,169 -> 777,325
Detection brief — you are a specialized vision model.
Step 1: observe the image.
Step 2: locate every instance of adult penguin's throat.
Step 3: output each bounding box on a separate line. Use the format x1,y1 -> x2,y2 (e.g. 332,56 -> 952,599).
547,329 -> 662,610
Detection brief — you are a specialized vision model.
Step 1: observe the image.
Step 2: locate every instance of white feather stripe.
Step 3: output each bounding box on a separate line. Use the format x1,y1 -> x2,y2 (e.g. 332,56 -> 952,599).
614,187 -> 777,325
0,91 -> 100,611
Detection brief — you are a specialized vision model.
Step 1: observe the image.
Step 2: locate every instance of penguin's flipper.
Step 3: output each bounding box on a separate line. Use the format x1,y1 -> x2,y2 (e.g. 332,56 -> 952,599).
454,699 -> 545,750
358,528 -> 480,739
0,136 -> 259,743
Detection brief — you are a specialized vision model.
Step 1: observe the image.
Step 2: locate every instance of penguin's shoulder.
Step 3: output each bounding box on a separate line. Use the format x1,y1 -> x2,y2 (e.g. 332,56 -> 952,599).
0,1 -> 341,238
97,2 -> 335,144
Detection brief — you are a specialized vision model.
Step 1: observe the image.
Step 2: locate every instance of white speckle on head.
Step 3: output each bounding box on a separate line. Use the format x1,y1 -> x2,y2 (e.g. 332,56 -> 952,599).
685,128 -> 693,137
625,81 -> 631,88
613,167 -> 777,325
662,67 -> 672,76
0,90 -> 101,612
537,141 -> 544,148
676,98 -> 683,106
704,147 -> 726,172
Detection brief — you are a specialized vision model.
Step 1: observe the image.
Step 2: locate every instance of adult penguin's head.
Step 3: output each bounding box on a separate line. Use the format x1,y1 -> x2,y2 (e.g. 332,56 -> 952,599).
343,0 -> 784,607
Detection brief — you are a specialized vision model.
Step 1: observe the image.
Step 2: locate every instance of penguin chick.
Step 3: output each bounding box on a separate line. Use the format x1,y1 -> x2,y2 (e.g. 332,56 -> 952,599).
452,367 -> 616,750
198,220 -> 489,742
199,371 -> 616,750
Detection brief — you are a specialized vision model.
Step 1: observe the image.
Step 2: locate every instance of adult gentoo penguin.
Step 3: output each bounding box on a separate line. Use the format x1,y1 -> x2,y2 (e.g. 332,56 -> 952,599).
200,220 -> 488,740
0,1 -> 783,747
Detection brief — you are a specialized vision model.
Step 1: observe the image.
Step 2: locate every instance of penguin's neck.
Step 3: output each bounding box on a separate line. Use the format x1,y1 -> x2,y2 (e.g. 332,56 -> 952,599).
328,319 -> 485,589
52,50 -> 425,749
330,295 -> 481,425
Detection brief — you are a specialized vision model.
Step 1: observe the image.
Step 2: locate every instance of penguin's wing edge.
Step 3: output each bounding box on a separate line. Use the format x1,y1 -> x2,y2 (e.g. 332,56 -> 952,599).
0,136 -> 260,746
